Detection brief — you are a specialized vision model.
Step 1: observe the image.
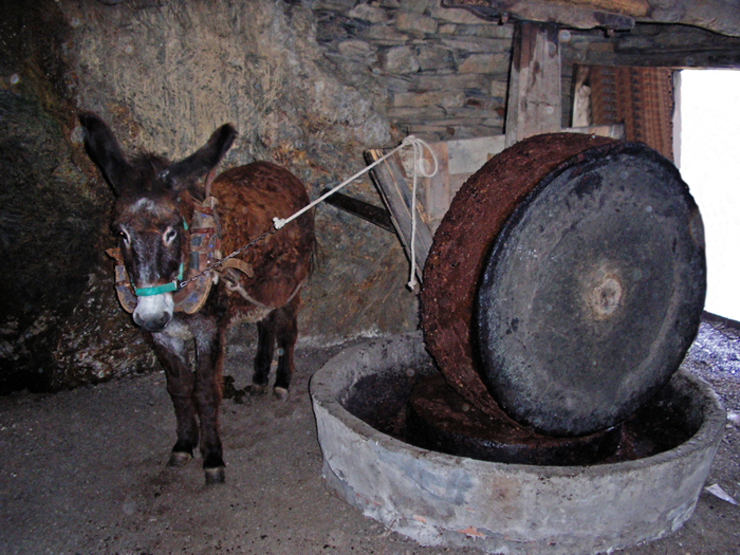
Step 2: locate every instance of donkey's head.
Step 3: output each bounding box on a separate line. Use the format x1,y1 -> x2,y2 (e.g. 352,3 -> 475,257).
79,112 -> 236,332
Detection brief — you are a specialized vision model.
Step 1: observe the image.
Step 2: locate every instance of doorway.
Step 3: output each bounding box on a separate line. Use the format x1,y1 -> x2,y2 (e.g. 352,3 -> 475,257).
676,69 -> 740,321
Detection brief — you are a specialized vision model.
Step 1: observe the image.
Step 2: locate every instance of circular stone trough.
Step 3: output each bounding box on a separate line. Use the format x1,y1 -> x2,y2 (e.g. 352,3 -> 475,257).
310,333 -> 726,555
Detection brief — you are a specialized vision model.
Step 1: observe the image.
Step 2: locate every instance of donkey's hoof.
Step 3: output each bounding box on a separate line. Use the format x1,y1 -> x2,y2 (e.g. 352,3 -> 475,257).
273,386 -> 290,400
204,466 -> 226,485
167,450 -> 192,468
247,383 -> 267,396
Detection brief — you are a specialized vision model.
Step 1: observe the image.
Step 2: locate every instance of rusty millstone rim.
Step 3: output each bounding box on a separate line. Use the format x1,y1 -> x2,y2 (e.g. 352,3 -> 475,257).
420,133 -> 618,419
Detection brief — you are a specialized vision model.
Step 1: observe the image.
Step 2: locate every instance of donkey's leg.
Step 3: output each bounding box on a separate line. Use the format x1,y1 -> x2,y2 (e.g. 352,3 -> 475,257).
193,321 -> 226,485
151,333 -> 198,468
273,294 -> 300,400
250,311 -> 276,395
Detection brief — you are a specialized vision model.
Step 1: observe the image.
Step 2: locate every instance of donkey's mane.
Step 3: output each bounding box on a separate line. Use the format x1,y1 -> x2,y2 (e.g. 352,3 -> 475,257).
128,152 -> 170,194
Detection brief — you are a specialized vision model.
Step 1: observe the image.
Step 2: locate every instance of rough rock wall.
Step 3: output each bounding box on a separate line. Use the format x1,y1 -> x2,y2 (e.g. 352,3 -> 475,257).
3,0 -> 717,392
1,0 -> 430,392
0,0 -> 141,392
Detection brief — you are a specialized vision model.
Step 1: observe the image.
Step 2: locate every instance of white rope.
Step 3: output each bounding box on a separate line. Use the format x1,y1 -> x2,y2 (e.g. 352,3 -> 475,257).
404,136 -> 437,291
272,135 -> 438,291
273,141 -> 406,230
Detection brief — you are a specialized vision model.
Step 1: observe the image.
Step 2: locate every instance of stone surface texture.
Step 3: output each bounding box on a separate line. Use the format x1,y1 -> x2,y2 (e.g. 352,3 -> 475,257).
0,317 -> 737,554
316,0 -> 512,139
421,133 -> 615,418
0,0 -> 736,395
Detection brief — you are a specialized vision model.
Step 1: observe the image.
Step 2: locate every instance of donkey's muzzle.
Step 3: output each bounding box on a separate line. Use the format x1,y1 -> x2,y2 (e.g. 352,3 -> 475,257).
133,293 -> 175,333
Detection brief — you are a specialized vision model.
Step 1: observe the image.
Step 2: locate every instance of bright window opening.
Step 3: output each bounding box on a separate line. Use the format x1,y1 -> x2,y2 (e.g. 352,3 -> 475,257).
677,69 -> 740,322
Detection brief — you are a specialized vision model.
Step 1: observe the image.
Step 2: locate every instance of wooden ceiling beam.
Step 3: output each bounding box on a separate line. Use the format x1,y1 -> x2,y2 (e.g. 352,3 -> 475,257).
562,25 -> 740,69
444,0 -> 740,38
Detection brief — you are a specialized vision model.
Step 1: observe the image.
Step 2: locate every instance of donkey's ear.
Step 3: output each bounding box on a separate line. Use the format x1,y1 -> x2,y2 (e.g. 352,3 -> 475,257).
79,112 -> 131,196
166,124 -> 237,198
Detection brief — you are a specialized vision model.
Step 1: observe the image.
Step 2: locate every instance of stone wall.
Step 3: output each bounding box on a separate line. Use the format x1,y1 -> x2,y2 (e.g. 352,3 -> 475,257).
312,0 -> 513,140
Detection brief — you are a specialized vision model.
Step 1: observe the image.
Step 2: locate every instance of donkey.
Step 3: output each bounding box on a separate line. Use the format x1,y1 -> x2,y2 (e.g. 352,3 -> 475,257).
79,112 -> 315,484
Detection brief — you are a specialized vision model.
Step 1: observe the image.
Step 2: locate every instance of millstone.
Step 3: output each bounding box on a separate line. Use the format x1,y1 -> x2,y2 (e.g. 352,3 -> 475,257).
421,134 -> 706,436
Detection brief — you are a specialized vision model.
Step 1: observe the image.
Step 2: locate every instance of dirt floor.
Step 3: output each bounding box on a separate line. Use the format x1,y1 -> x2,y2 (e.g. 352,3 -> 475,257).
1,315 -> 738,555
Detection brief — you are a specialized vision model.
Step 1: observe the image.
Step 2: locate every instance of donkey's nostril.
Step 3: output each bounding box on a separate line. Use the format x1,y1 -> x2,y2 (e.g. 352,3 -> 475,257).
142,314 -> 171,332
133,311 -> 172,332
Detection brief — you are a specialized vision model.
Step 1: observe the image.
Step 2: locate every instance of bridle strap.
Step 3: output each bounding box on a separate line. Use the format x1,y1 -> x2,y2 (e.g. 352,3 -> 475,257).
133,262 -> 184,296
130,218 -> 187,297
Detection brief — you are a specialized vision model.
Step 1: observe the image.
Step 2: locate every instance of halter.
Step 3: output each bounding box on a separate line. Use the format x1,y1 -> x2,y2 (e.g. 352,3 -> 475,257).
133,264 -> 185,296
131,218 -> 187,297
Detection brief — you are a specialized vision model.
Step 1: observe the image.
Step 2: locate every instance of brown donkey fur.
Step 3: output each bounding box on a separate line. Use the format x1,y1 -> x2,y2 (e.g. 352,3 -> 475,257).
80,113 -> 315,484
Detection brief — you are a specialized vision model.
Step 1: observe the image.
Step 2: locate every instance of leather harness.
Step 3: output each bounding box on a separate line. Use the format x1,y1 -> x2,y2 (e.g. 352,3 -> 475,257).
106,196 -> 259,315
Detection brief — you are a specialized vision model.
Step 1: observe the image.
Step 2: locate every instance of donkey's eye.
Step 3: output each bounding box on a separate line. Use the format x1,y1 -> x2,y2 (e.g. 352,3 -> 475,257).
163,226 -> 178,246
118,228 -> 131,245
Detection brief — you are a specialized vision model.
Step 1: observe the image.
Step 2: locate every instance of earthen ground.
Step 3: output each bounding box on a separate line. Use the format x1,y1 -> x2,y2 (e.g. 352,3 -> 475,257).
0,317 -> 738,555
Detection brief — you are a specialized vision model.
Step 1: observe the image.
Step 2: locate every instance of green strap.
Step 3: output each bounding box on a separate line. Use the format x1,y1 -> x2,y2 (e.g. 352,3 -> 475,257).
133,262 -> 184,296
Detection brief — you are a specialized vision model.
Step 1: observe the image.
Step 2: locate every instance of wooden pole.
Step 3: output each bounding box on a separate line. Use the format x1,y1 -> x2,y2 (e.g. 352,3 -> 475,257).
505,21 -> 562,146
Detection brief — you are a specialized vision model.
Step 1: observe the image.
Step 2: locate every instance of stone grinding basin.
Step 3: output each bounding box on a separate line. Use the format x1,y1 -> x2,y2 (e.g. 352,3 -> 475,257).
310,333 -> 725,555
310,133 -> 720,553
